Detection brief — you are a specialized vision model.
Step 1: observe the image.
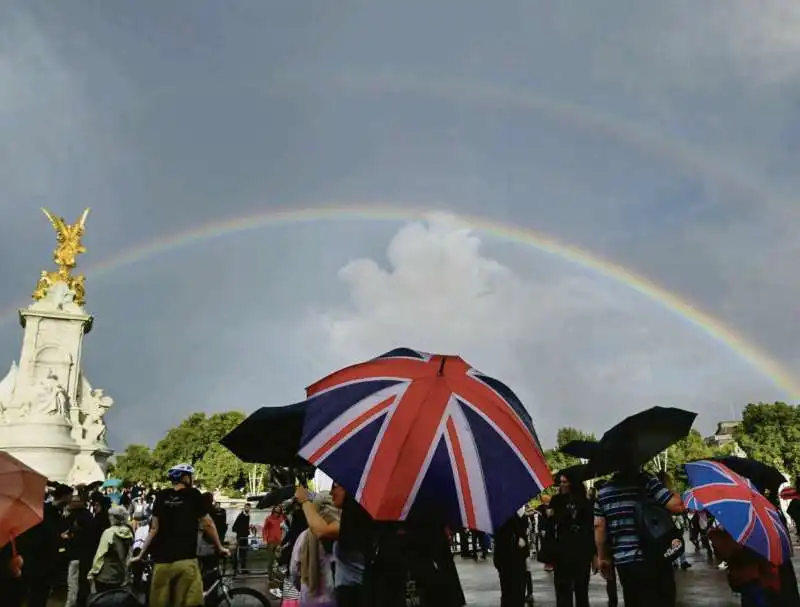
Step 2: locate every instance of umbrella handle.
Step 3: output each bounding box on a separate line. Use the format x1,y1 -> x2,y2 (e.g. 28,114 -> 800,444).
289,468 -> 308,488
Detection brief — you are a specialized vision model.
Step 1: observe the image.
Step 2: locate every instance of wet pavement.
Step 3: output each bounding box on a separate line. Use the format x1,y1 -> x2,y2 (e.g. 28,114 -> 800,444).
44,545 -> 799,605
456,549 -> 739,606
236,547 -> 785,606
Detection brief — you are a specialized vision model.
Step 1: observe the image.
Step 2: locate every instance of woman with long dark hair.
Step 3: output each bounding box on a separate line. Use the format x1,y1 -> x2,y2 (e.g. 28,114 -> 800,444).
548,468 -> 595,607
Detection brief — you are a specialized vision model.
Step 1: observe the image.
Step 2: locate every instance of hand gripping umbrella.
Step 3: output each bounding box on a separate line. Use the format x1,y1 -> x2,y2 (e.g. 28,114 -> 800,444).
297,347 -> 553,533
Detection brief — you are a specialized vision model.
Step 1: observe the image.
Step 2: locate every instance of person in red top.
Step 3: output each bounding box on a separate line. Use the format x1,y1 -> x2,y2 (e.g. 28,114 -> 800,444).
708,525 -> 780,606
261,506 -> 285,576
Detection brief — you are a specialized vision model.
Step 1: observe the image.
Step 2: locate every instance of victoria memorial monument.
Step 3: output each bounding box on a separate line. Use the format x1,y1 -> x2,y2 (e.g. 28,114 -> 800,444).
0,208 -> 114,484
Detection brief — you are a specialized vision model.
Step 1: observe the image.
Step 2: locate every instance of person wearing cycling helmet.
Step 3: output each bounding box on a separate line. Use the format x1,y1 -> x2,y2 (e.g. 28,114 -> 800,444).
131,463 -> 229,607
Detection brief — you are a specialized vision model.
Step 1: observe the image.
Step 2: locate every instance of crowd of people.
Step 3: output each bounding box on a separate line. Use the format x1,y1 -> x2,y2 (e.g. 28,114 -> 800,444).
0,483 -> 135,606
446,468 -> 800,607
4,460 -> 800,606
0,464 -> 236,607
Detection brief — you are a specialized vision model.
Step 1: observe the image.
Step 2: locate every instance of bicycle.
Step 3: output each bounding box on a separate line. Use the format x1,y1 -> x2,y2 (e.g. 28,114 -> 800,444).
202,563 -> 271,607
126,556 -> 271,606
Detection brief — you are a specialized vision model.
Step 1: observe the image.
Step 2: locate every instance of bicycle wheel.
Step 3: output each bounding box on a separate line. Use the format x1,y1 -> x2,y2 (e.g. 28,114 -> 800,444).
220,586 -> 271,606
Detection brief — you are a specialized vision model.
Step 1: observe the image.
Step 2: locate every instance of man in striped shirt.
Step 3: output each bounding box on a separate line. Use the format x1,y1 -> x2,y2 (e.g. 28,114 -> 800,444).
593,471 -> 685,607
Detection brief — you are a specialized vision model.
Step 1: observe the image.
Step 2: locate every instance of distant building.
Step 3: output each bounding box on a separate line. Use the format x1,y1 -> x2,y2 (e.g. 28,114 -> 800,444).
705,421 -> 746,456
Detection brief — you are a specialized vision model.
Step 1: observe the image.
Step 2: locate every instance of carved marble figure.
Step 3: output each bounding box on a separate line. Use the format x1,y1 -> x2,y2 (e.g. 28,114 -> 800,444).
77,375 -> 113,445
35,371 -> 70,421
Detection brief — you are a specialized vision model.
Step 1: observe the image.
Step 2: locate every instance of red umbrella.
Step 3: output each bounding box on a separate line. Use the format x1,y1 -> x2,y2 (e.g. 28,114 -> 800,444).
0,451 -> 47,550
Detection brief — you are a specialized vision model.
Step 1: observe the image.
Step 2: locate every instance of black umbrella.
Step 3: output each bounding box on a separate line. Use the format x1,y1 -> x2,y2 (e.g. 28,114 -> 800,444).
253,485 -> 296,509
593,406 -> 697,474
712,456 -> 787,495
219,401 -> 308,466
559,440 -> 600,460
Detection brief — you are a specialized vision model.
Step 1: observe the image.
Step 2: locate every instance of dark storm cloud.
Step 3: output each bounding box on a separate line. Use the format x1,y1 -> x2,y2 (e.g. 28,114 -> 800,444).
0,0 -> 798,448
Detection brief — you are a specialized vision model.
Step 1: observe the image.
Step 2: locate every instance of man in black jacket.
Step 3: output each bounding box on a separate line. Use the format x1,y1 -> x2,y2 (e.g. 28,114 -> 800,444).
494,511 -> 530,607
232,503 -> 252,573
63,493 -> 95,607
22,484 -> 73,607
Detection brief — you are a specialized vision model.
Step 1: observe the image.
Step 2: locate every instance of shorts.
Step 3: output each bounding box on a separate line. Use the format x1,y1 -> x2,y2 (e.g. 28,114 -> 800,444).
149,558 -> 204,607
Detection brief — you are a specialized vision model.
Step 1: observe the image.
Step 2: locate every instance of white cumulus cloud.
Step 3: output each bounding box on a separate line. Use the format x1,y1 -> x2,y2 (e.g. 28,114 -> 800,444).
302,214 -> 783,444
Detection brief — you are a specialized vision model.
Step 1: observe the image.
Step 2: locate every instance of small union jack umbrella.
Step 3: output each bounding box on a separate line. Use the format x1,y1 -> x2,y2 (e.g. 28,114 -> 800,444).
297,348 -> 553,533
683,460 -> 791,565
780,486 -> 800,501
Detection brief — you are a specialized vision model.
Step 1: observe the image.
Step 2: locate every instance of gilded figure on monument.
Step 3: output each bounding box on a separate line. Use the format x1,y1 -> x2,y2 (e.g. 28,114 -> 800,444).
32,208 -> 90,306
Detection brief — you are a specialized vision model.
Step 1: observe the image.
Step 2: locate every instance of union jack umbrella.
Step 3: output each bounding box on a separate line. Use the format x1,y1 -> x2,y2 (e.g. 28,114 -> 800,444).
297,348 -> 553,533
683,460 -> 791,565
780,486 -> 800,501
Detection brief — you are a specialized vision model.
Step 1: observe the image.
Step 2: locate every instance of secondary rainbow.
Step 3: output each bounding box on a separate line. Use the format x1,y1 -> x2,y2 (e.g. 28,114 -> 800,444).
134,70 -> 795,218
3,204 -> 797,398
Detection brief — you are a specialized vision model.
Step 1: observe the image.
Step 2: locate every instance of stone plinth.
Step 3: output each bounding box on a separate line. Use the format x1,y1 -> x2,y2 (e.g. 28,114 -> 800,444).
0,418 -> 80,481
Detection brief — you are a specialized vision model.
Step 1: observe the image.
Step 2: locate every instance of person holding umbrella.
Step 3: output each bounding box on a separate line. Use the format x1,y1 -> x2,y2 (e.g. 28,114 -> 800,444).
294,484 -> 366,607
493,508 -> 530,607
684,460 -> 793,607
0,540 -> 24,606
588,407 -> 694,607
0,452 -> 49,607
594,468 -> 685,606
22,483 -> 74,607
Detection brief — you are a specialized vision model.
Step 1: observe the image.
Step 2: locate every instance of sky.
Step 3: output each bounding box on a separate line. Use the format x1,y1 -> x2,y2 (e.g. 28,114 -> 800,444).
0,1 -> 799,451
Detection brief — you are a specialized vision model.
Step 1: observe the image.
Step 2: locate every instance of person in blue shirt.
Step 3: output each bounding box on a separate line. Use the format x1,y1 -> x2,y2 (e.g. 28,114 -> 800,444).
593,469 -> 684,607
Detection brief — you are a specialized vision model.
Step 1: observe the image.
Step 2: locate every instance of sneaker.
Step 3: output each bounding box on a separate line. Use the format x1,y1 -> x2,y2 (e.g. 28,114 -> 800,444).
544,564 -> 554,572
717,561 -> 728,570
680,561 -> 691,570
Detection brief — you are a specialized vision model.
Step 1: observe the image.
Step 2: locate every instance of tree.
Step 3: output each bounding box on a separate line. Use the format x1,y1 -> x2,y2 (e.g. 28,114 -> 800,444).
195,442 -> 248,492
114,444 -> 158,485
644,429 -> 714,491
538,427 -> 599,495
735,402 -> 800,478
556,427 -> 597,448
151,411 -> 245,469
114,411 -> 249,492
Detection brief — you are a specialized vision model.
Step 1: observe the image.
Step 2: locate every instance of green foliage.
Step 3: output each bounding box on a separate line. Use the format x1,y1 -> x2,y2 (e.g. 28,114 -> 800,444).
114,403 -> 800,497
643,429 -> 716,492
114,411 -> 249,492
195,442 -> 248,491
735,402 -> 800,478
113,444 -> 158,485
540,427 -> 599,495
556,427 -> 597,447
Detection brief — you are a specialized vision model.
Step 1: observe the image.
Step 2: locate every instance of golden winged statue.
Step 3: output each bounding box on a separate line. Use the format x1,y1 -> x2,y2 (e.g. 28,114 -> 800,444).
32,208 -> 91,305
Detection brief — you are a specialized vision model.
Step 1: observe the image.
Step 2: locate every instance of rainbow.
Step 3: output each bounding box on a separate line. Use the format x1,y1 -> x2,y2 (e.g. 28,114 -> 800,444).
123,70 -> 794,217
2,204 -> 796,398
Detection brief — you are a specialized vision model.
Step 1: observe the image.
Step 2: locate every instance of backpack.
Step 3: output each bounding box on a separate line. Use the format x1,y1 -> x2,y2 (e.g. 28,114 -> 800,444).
633,485 -> 684,563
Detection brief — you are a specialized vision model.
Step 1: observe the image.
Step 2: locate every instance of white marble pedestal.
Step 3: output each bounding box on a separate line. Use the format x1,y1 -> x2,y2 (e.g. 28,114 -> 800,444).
0,418 -> 80,482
